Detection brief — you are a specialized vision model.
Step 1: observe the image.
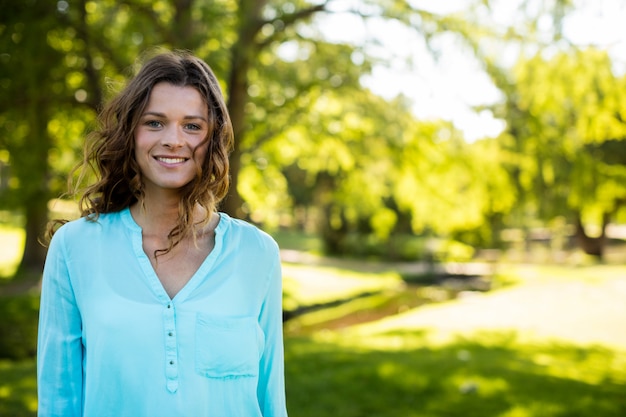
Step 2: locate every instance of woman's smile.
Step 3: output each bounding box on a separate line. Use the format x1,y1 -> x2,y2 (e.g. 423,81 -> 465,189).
154,155 -> 189,165
154,156 -> 189,168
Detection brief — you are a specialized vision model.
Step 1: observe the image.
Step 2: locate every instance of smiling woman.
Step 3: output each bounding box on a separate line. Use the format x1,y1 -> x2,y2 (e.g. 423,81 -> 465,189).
37,51 -> 289,417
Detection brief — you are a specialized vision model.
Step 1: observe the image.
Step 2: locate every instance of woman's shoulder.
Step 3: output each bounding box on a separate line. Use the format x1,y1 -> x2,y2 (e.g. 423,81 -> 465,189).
53,211 -> 124,239
218,213 -> 279,253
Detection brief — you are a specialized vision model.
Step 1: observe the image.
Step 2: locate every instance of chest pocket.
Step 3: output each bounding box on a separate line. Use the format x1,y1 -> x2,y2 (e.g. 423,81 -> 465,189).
195,314 -> 263,378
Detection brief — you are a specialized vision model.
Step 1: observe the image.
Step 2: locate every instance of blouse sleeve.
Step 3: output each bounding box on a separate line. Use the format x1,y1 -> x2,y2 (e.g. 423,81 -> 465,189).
37,227 -> 84,417
256,250 -> 289,417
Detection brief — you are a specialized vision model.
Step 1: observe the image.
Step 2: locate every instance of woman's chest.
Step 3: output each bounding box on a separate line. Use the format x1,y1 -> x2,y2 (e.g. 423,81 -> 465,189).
144,234 -> 216,299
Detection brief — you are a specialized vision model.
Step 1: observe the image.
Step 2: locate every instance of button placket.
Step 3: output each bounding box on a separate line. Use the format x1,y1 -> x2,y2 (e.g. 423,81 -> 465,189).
163,302 -> 179,393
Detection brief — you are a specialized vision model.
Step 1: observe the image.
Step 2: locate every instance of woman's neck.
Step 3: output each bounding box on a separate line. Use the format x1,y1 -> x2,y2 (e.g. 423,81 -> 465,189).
130,193 -> 181,237
130,194 -> 215,240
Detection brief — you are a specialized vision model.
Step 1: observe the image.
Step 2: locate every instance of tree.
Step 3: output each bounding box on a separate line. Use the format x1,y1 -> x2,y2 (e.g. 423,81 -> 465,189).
3,0 -> 582,271
493,48 -> 626,258
0,0 -> 71,275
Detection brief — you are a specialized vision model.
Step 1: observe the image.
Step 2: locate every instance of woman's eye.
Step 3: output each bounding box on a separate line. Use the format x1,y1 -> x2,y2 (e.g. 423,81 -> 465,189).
185,123 -> 202,131
145,120 -> 162,128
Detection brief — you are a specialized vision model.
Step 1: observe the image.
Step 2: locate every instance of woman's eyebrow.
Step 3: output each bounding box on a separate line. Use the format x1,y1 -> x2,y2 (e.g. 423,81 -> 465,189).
142,111 -> 208,122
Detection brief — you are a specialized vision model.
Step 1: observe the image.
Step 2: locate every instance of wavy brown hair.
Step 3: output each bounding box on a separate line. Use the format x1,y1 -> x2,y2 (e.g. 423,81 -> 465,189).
48,50 -> 233,256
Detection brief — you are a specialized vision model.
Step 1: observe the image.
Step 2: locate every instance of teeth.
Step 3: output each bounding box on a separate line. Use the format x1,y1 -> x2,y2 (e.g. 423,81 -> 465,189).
157,157 -> 186,164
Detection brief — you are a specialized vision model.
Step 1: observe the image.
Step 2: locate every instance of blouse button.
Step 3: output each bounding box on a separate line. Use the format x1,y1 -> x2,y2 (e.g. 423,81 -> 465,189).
169,360 -> 174,365
168,332 -> 173,337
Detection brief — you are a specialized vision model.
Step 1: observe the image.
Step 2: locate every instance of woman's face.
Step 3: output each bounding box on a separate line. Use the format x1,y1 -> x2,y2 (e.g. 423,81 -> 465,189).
134,82 -> 210,196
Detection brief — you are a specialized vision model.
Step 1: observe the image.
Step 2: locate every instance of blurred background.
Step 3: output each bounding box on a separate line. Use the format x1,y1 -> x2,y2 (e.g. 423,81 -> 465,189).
1,0 -> 626,415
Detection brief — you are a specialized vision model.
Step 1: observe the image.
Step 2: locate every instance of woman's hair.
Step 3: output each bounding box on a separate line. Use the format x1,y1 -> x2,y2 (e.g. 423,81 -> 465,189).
48,50 -> 233,255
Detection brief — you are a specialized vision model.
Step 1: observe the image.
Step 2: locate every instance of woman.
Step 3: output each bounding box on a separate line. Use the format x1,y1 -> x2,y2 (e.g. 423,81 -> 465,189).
37,50 -> 288,417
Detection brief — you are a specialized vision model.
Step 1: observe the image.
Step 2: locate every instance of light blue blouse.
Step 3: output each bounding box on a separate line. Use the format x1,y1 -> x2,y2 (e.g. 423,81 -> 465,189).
37,208 -> 288,417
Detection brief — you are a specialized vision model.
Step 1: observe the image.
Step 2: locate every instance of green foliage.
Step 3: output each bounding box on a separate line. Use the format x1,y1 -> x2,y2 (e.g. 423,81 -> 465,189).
0,359 -> 37,417
245,70 -> 509,255
0,294 -> 39,360
495,48 -> 626,226
5,0 -> 615,265
272,229 -> 324,254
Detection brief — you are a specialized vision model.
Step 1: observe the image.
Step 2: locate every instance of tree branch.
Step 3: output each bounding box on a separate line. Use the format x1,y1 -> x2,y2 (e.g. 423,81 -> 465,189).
76,0 -> 103,111
256,2 -> 330,49
117,0 -> 170,38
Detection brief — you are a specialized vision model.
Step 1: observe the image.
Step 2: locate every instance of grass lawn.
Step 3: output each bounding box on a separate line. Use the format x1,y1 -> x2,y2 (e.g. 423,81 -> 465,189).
282,263 -> 626,417
282,262 -> 403,310
0,360 -> 37,416
1,227 -> 625,416
285,333 -> 626,417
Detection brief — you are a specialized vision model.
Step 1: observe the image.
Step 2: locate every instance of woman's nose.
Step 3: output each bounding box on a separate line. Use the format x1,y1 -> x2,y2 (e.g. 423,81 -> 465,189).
161,125 -> 184,148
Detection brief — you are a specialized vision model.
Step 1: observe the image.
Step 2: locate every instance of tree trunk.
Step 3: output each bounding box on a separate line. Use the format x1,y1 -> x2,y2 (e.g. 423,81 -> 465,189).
9,2 -> 59,278
19,201 -> 49,276
17,96 -> 52,277
574,212 -> 608,259
222,43 -> 249,218
320,208 -> 349,256
222,0 -> 267,218
313,173 -> 350,255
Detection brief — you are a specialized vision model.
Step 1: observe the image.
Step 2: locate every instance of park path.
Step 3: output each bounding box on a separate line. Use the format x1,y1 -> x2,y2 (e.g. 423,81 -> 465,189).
347,264 -> 626,350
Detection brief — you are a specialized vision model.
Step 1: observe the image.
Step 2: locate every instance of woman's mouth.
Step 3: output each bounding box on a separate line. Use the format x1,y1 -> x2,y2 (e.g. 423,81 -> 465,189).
155,156 -> 187,164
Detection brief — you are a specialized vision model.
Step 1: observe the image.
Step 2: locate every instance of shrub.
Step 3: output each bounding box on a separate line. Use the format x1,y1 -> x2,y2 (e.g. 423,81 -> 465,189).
0,294 -> 39,359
